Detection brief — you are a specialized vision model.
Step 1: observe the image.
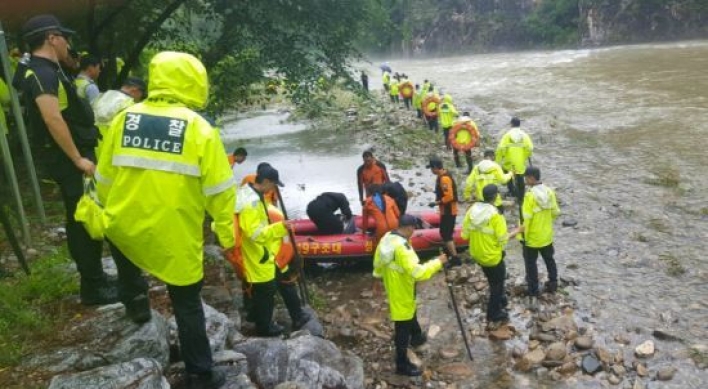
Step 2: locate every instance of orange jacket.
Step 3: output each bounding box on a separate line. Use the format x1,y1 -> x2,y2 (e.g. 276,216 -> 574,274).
241,174 -> 278,206
435,171 -> 458,215
357,161 -> 390,202
363,193 -> 400,243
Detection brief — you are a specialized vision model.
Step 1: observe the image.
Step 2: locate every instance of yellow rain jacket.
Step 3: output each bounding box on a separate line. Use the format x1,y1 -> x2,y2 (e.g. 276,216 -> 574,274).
438,94 -> 458,129
373,231 -> 442,321
235,184 -> 288,283
382,72 -> 390,87
92,90 -> 136,159
412,88 -> 422,109
522,184 -> 560,248
96,51 -> 235,286
461,202 -> 508,267
496,127 -> 533,174
389,81 -> 399,96
464,159 -> 513,206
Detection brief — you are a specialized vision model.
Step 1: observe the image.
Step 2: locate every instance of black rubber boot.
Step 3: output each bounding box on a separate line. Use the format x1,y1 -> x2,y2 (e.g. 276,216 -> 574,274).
186,366 -> 227,389
125,294 -> 152,324
80,276 -> 119,306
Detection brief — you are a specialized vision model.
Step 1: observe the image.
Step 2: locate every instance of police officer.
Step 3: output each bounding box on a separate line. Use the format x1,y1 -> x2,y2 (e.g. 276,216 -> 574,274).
19,14 -> 117,305
464,149 -> 513,214
235,165 -> 290,337
306,192 -> 353,235
461,185 -> 521,330
96,51 -> 235,388
373,214 -> 447,376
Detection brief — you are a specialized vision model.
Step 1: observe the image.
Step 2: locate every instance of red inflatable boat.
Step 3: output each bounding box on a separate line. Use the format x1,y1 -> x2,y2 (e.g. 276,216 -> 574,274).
291,212 -> 467,262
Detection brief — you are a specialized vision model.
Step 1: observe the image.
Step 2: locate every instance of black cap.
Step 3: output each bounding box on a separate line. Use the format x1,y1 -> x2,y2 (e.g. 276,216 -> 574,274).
483,149 -> 495,158
399,214 -> 418,227
524,166 -> 541,180
510,117 -> 521,127
257,165 -> 284,187
426,157 -> 443,169
482,184 -> 498,202
22,14 -> 75,39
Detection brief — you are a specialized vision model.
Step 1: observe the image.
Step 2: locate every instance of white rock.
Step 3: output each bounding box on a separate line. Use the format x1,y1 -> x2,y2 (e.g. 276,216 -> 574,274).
635,340 -> 655,358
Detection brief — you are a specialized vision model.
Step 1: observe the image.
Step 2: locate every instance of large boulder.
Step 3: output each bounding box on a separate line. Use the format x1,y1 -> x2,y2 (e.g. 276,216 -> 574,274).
47,357 -> 169,389
168,302 -> 234,354
234,335 -> 364,389
24,304 -> 170,373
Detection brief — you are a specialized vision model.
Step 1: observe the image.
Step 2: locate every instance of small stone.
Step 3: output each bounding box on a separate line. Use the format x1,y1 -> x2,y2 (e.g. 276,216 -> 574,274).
562,219 -> 578,227
581,354 -> 602,375
439,347 -> 459,359
652,329 -> 682,342
632,379 -> 645,389
523,348 -> 546,366
466,293 -> 481,305
557,361 -> 577,375
636,362 -> 648,377
656,366 -> 677,381
530,332 -> 557,342
427,324 -> 441,339
596,347 -> 612,364
608,374 -> 621,385
489,325 -> 514,341
436,362 -> 473,377
529,340 -> 540,350
407,349 -> 423,367
614,334 -> 631,345
635,340 -> 655,358
545,342 -> 567,361
26,248 -> 39,257
574,336 -> 594,350
611,364 -> 626,377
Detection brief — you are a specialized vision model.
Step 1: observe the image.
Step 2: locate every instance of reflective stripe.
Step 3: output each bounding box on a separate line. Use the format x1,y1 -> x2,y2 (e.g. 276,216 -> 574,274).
112,155 -> 201,177
204,177 -> 234,196
411,265 -> 426,278
94,170 -> 113,185
251,225 -> 265,240
469,224 -> 495,235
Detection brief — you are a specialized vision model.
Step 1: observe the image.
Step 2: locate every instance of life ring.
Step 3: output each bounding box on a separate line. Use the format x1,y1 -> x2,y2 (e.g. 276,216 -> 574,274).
449,121 -> 480,152
422,95 -> 440,118
399,81 -> 414,99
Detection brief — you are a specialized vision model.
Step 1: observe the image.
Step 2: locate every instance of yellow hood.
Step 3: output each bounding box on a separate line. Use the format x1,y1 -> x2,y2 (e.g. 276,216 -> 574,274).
443,94 -> 453,103
148,51 -> 208,109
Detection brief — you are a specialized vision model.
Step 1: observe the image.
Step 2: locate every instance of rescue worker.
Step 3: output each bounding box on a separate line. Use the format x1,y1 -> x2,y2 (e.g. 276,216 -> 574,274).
357,150 -> 390,205
235,165 -> 290,337
496,117 -> 533,204
382,71 -> 391,94
520,166 -> 560,297
373,214 -> 448,376
389,76 -> 400,104
382,181 -> 408,216
464,149 -> 512,214
306,192 -> 353,235
360,70 -> 369,92
92,76 -> 146,158
96,51 -> 235,388
412,84 -> 422,119
19,14 -> 117,305
228,147 -> 247,181
427,157 -> 461,265
74,55 -> 101,104
451,111 -> 478,173
423,85 -> 440,133
461,185 -> 521,329
241,162 -> 277,206
438,94 -> 458,150
362,184 -> 400,243
399,76 -> 413,110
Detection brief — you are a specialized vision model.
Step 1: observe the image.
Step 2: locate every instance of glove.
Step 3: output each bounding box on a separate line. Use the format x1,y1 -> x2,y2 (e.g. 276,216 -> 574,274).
428,202 -> 437,208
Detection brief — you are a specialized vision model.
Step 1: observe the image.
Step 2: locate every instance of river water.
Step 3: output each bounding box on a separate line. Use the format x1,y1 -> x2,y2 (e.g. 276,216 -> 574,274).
224,41 -> 708,387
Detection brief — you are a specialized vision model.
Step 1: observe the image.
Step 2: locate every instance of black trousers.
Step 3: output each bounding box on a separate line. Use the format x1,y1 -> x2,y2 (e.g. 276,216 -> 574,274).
416,108 -> 422,119
481,259 -> 508,322
426,116 -> 439,132
110,243 -> 213,374
276,268 -> 304,324
251,279 -> 277,335
47,151 -> 105,288
403,97 -> 412,110
306,205 -> 343,235
507,174 -> 525,204
453,149 -> 473,171
394,312 -> 424,367
442,127 -> 451,149
523,244 -> 557,296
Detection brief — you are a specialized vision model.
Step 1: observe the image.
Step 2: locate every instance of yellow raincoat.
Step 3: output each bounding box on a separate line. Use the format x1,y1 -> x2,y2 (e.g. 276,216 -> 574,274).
461,203 -> 508,267
373,231 -> 442,321
522,184 -> 560,248
464,159 -> 513,206
495,127 -> 533,174
96,51 -> 235,286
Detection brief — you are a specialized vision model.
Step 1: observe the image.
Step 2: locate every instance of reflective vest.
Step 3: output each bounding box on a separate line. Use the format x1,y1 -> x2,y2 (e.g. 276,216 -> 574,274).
96,100 -> 236,286
439,102 -> 458,129
382,72 -> 390,86
461,203 -> 508,267
373,231 -> 442,321
464,159 -> 512,206
496,127 -> 533,174
235,184 -> 288,283
389,81 -> 399,96
522,184 -> 560,248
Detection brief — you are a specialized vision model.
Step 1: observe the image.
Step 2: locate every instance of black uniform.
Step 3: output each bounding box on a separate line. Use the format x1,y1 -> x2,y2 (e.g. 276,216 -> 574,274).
21,56 -> 113,304
382,182 -> 408,215
306,192 -> 353,235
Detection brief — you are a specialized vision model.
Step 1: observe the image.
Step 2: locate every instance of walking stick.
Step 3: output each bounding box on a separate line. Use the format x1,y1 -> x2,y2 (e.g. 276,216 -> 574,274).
0,204 -> 30,275
275,187 -> 311,306
441,254 -> 474,361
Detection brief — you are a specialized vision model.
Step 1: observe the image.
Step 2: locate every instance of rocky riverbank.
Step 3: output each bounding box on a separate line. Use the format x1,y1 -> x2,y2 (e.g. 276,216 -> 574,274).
304,93 -> 701,388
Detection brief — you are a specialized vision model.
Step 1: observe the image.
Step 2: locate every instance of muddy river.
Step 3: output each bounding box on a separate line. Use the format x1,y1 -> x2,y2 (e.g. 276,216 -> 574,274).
224,41 -> 708,387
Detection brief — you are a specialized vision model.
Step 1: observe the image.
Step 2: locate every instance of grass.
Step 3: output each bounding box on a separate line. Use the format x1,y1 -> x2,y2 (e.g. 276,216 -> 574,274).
658,253 -> 686,277
0,247 -> 78,368
644,166 -> 681,188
